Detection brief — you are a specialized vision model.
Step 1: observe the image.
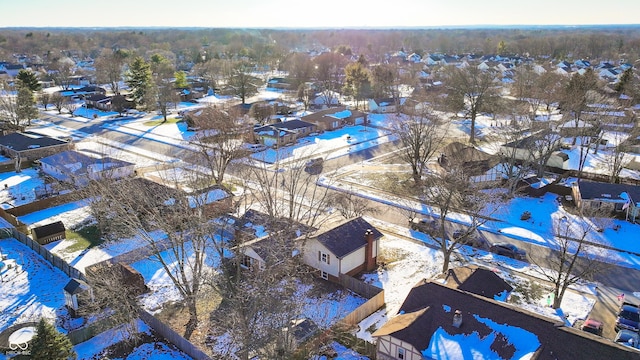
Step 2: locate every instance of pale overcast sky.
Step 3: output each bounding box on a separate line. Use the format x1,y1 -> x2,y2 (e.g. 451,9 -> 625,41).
3,0 -> 640,28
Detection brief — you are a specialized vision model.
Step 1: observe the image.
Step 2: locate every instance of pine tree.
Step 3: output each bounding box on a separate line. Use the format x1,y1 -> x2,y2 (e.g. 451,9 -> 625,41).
30,318 -> 76,360
125,56 -> 152,109
16,85 -> 38,126
16,69 -> 41,92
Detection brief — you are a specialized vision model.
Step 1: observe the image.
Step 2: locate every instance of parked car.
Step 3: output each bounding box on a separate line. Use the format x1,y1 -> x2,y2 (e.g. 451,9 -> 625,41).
410,218 -> 438,235
453,229 -> 491,251
580,318 -> 604,336
614,329 -> 640,349
489,243 -> 527,261
615,302 -> 640,332
304,158 -> 324,175
243,143 -> 267,153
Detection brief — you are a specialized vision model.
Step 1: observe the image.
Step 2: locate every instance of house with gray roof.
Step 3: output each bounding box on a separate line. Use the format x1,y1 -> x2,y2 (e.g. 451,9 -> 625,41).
572,180 -> 640,223
0,132 -> 70,162
39,150 -> 135,186
373,277 -> 639,360
300,217 -> 382,282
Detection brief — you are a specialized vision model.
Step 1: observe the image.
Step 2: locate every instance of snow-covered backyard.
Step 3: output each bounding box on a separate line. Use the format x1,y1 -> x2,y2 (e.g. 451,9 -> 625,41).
0,238 -> 69,332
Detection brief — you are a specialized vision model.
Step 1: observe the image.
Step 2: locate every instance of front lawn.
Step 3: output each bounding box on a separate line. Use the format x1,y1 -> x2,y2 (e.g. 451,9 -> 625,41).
143,116 -> 182,126
64,224 -> 104,253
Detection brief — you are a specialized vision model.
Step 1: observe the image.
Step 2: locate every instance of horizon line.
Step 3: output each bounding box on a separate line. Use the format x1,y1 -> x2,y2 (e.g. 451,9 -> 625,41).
2,24 -> 640,31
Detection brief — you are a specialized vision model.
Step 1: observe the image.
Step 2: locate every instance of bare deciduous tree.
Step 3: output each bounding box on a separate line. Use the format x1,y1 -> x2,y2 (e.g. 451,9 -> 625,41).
187,107 -> 251,185
95,49 -> 128,95
443,66 -> 499,144
422,163 -> 495,273
530,209 -> 611,309
50,92 -> 70,114
327,190 -> 379,220
83,172 -> 231,340
391,107 -> 448,186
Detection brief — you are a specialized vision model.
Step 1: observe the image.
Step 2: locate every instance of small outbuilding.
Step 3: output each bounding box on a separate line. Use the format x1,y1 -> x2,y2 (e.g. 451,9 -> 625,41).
63,278 -> 93,317
31,221 -> 66,245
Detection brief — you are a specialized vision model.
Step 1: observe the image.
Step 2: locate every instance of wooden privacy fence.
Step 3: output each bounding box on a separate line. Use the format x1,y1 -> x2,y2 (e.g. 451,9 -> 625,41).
138,309 -> 212,360
9,228 -> 85,281
337,273 -> 385,327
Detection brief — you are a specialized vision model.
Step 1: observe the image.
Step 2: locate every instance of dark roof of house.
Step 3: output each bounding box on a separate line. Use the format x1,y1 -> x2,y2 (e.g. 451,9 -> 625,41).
442,142 -> 493,163
502,130 -> 560,150
85,94 -> 110,102
64,278 -> 90,295
271,120 -> 316,130
77,85 -> 105,93
377,281 -> 638,360
0,132 -> 68,152
578,180 -> 640,204
247,235 -> 294,264
316,217 -> 383,258
464,270 -> 511,294
372,98 -> 397,106
31,221 -> 66,239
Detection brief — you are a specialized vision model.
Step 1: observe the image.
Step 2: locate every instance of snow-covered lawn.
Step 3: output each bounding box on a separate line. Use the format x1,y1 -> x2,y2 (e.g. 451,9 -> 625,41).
250,125 -> 393,166
0,168 -> 44,209
0,238 -> 69,332
17,200 -> 92,229
131,239 -> 221,313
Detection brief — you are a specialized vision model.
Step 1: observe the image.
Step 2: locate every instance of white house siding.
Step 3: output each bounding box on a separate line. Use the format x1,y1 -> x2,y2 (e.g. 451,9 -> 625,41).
341,248 -> 366,275
376,335 -> 424,360
87,164 -> 135,181
41,163 -> 69,182
302,238 -> 340,278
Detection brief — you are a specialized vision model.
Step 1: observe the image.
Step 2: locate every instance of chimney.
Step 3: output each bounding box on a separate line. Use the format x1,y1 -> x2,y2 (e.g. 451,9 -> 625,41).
452,310 -> 462,328
365,229 -> 375,271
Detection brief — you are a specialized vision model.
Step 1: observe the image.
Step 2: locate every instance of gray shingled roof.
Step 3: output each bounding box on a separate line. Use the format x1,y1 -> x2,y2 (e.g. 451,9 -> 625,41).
386,281 -> 639,360
578,180 -> 640,205
316,217 -> 383,258
0,132 -> 67,152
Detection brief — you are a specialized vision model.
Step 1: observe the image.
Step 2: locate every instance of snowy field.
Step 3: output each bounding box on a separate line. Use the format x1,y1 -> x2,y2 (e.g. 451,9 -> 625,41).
0,238 -> 69,332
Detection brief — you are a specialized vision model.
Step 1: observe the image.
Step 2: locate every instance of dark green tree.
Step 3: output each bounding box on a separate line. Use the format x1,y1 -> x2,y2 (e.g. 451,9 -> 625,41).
16,69 -> 41,92
343,61 -> 371,110
125,56 -> 152,109
174,70 -> 189,89
16,85 -> 38,126
30,318 -> 76,360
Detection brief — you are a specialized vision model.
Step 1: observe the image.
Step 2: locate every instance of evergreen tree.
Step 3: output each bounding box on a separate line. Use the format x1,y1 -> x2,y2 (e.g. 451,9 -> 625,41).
16,85 -> 38,126
16,69 -> 41,92
174,70 -> 189,89
125,56 -> 152,109
30,318 -> 76,360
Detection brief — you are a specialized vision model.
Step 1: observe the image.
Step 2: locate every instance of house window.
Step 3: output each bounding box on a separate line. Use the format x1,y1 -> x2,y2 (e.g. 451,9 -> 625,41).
321,271 -> 329,280
318,251 -> 330,264
397,347 -> 405,359
240,255 -> 253,269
